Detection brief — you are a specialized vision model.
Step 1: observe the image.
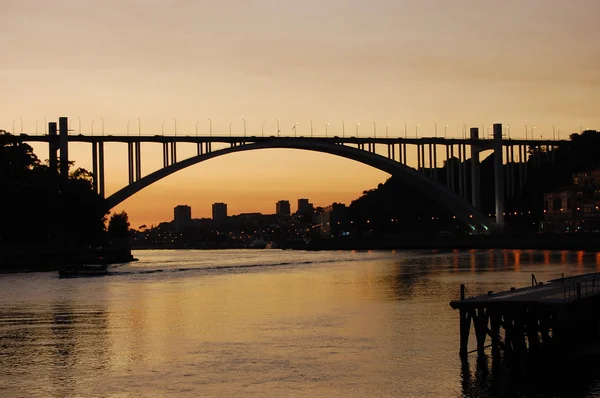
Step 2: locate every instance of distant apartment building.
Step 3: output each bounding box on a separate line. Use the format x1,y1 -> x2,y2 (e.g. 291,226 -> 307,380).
174,205 -> 192,233
212,202 -> 228,222
317,203 -> 347,238
276,200 -> 291,217
296,198 -> 314,217
542,169 -> 600,233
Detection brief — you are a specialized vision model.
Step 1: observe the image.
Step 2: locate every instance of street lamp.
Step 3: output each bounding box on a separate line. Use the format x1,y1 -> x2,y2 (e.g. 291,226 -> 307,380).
325,122 -> 330,137
242,118 -> 247,136
91,120 -> 95,136
531,126 -> 536,139
274,118 -> 280,136
101,117 -> 105,136
161,121 -> 165,135
462,122 -> 467,138
434,121 -> 437,137
403,121 -> 407,138
208,118 -> 212,136
137,117 -> 141,136
386,123 -> 390,138
372,121 -> 376,138
415,124 -> 420,137
173,118 -> 177,136
444,124 -> 449,138
523,124 -> 528,140
77,117 -> 81,134
229,121 -> 234,136
195,121 -> 199,136
310,120 -> 313,137
292,122 -> 298,137
578,125 -> 582,134
261,121 -> 266,137
356,123 -> 360,137
12,120 -> 15,134
551,124 -> 555,140
558,127 -> 563,140
341,120 -> 345,137
35,119 -> 38,135
505,124 -> 511,139
127,120 -> 130,136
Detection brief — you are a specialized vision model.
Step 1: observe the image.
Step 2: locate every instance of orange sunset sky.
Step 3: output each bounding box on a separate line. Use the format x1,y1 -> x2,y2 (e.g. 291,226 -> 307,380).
2,0 -> 600,228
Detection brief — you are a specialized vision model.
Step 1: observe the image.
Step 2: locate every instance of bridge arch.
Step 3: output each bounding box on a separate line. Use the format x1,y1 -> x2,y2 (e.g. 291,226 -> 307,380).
106,139 -> 496,231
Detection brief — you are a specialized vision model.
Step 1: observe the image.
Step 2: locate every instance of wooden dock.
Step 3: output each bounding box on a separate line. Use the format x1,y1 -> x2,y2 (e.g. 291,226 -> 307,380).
450,272 -> 600,359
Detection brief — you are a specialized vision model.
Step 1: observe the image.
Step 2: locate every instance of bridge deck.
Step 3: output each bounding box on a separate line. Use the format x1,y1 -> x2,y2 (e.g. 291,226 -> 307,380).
452,272 -> 600,307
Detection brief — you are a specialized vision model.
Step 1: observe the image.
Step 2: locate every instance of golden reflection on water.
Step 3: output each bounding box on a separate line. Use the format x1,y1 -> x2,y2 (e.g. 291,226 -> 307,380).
2,250 -> 600,397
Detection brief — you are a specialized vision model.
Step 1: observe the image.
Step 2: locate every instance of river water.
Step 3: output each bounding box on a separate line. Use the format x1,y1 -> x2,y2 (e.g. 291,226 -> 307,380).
1,249 -> 599,397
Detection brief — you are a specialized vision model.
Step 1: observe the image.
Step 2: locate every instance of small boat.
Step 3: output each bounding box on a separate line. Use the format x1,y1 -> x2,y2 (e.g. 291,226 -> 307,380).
58,263 -> 108,278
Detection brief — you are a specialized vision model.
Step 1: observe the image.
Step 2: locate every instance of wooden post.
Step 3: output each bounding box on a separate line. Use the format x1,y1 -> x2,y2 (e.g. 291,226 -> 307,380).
460,309 -> 472,358
474,307 -> 489,356
490,308 -> 502,358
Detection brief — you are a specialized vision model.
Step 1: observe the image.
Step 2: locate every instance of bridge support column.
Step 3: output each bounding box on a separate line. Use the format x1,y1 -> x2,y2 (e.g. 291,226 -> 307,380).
433,144 -> 438,181
398,143 -> 403,164
127,142 -> 134,185
450,145 -> 456,192
428,144 -> 433,177
509,145 -> 515,196
470,128 -> 481,211
462,144 -> 469,200
135,142 -> 141,181
420,145 -> 426,174
494,123 -> 505,227
197,143 -> 203,156
59,117 -> 69,182
445,145 -> 451,188
48,122 -> 58,172
458,144 -> 464,198
92,142 -> 98,194
522,145 -> 528,185
163,143 -> 169,168
99,142 -> 105,199
170,142 -> 177,163
402,143 -> 406,165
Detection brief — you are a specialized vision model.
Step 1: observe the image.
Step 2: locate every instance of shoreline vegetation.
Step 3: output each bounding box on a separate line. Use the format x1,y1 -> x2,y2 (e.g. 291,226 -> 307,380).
0,131 -> 135,273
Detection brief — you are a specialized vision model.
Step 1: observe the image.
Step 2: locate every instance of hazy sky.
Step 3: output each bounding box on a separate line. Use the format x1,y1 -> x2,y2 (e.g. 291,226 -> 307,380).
2,0 -> 599,227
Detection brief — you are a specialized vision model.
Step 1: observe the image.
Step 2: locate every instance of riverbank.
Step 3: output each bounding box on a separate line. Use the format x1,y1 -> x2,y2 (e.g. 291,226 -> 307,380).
0,245 -> 137,273
130,233 -> 600,252
306,233 -> 600,251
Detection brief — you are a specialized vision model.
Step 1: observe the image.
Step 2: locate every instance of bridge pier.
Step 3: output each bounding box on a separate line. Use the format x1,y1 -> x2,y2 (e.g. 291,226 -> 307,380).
128,143 -> 134,184
163,143 -> 169,167
458,144 -> 464,198
470,128 -> 481,211
450,145 -> 456,192
99,142 -> 105,198
433,144 -> 438,181
92,142 -> 98,194
493,124 -> 505,227
59,117 -> 69,182
48,122 -> 58,172
135,142 -> 141,181
445,145 -> 451,188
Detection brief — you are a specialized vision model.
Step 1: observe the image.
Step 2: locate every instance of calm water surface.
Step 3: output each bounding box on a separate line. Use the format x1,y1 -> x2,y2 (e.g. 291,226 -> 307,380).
1,249 -> 600,397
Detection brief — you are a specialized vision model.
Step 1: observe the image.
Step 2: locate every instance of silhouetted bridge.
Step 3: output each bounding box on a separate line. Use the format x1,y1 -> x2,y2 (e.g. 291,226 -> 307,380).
18,117 -> 567,232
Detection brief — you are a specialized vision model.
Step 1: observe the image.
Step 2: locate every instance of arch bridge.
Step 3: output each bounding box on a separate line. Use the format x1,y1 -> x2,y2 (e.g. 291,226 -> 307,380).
19,117 -> 568,232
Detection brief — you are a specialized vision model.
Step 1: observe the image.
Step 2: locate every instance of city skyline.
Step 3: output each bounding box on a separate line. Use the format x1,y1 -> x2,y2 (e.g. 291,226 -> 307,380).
3,0 -> 600,227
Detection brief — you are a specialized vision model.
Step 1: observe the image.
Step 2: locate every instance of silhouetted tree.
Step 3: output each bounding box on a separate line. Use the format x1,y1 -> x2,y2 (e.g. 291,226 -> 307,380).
0,131 -> 108,246
108,211 -> 131,240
